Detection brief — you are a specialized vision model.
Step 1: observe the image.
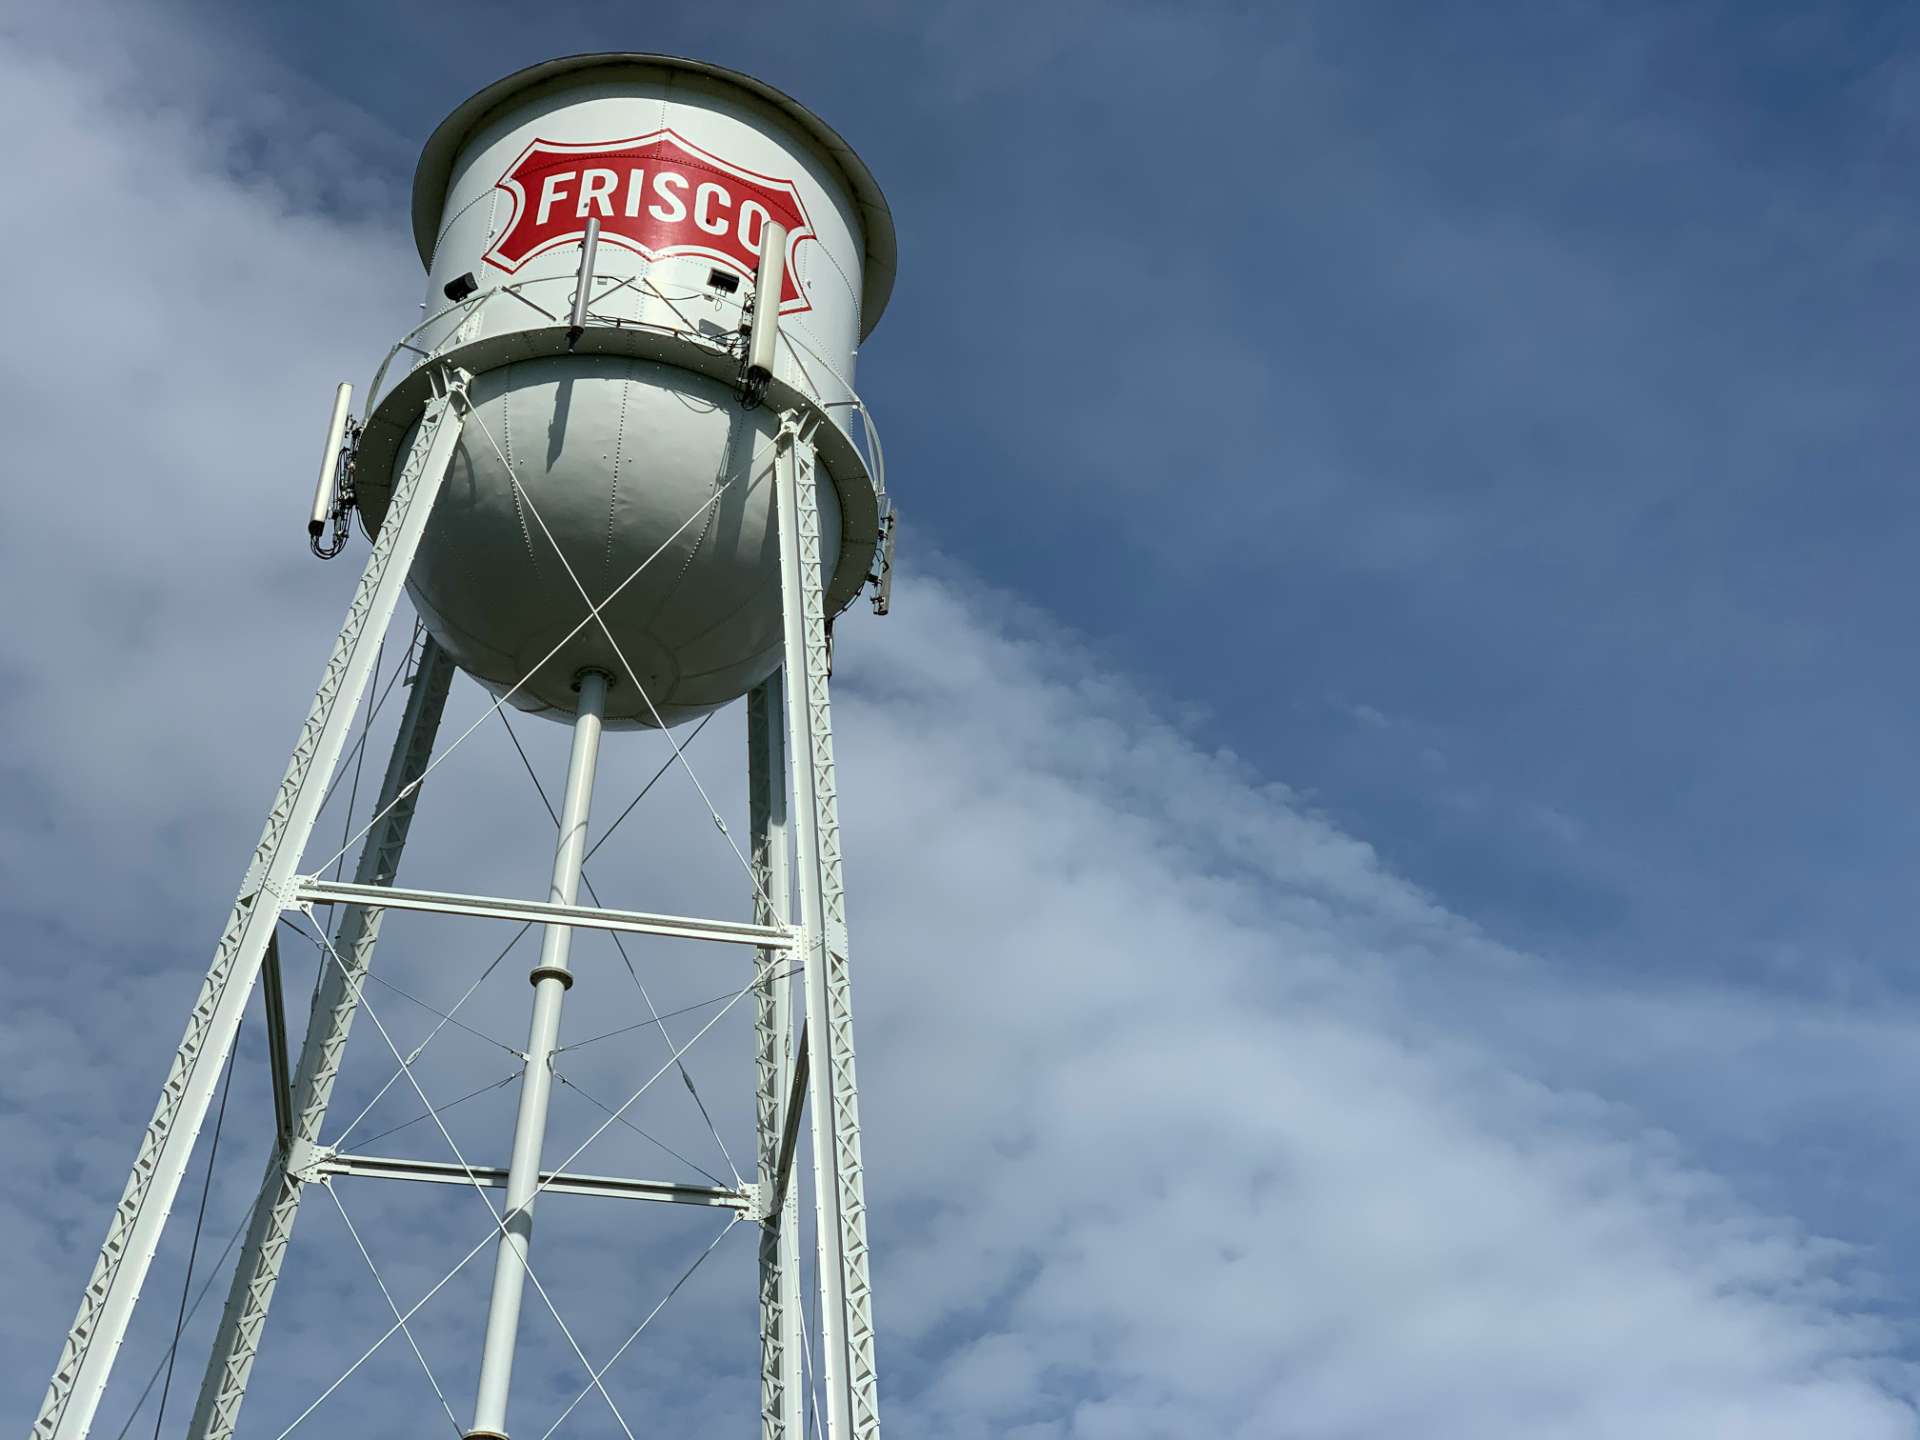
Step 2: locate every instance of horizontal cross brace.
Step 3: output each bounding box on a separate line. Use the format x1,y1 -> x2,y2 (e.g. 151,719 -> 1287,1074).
294,878 -> 795,949
317,1151 -> 754,1210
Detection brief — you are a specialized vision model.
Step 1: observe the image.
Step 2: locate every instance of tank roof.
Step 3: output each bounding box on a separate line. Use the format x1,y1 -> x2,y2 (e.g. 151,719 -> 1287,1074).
412,52 -> 897,338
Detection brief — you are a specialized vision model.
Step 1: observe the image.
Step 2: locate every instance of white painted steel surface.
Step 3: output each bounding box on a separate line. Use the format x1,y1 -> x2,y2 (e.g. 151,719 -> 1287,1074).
309,383 -> 352,536
390,360 -> 843,729
372,56 -> 890,727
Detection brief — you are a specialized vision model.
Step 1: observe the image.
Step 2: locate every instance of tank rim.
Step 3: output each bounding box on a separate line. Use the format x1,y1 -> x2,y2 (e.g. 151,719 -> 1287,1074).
352,327 -> 880,622
412,52 -> 897,340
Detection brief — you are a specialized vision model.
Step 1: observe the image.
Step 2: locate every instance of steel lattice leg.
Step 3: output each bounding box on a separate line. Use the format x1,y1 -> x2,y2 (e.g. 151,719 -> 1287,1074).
751,675 -> 804,1440
773,415 -> 882,1440
186,637 -> 457,1440
32,383 -> 469,1440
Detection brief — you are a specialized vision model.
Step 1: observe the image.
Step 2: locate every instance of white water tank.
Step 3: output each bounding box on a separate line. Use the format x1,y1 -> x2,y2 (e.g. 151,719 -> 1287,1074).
353,54 -> 895,727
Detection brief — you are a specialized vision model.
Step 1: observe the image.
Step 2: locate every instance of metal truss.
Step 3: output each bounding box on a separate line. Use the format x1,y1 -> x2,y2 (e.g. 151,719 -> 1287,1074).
33,377 -> 469,1440
187,637 -> 457,1440
751,675 -> 805,1440
774,414 -> 882,1440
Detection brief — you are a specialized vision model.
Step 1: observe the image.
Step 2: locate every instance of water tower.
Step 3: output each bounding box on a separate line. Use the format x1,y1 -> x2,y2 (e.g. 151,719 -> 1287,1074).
34,53 -> 895,1440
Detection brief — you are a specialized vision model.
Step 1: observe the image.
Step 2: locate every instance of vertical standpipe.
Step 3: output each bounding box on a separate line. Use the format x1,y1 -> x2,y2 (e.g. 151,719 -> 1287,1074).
468,670 -> 609,1440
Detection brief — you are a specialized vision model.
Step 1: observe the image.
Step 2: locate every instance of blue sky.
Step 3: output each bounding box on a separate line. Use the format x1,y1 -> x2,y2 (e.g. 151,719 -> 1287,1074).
5,2 -> 1920,1437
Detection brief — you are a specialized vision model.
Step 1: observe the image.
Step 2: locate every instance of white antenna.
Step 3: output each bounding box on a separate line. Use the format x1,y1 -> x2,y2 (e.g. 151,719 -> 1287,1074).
744,220 -> 788,406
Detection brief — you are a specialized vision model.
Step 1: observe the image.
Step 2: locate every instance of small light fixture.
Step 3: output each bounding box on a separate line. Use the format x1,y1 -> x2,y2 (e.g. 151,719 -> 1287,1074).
443,271 -> 479,302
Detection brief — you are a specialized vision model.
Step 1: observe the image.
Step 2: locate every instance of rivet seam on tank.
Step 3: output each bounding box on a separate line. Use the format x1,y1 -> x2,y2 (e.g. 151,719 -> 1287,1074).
501,371 -> 538,571
796,236 -> 859,358
429,187 -> 495,273
606,375 -> 630,574
657,404 -> 729,606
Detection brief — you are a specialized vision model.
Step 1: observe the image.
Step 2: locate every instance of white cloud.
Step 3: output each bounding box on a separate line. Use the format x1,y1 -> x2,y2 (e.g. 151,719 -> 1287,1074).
1,7 -> 1916,1439
833,580 -> 1917,1438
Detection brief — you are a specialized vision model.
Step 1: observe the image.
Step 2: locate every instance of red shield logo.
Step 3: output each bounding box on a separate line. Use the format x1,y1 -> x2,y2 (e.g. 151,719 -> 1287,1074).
482,130 -> 814,313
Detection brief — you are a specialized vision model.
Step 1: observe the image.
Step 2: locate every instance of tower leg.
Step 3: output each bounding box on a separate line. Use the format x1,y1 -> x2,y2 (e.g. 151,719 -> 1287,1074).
468,669 -> 610,1440
772,416 -> 882,1440
32,384 -> 469,1440
186,637 -> 457,1440
751,675 -> 804,1440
